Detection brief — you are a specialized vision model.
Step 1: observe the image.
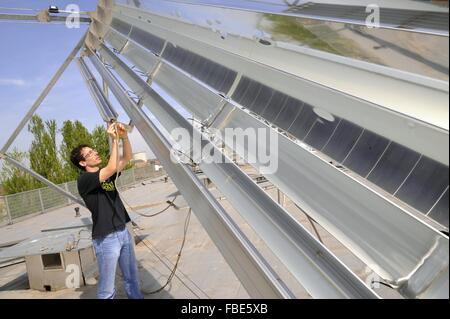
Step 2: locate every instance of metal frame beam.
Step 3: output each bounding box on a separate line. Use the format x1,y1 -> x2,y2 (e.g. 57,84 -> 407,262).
0,13 -> 91,23
0,31 -> 88,154
99,28 -> 449,298
95,43 -> 379,299
76,57 -> 118,123
88,48 -> 295,299
0,153 -> 85,207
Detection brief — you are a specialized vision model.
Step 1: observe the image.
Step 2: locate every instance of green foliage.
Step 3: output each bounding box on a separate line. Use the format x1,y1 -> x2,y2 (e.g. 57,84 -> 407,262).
0,149 -> 41,194
60,120 -> 94,180
28,116 -> 66,184
1,115 -> 116,195
91,124 -> 110,166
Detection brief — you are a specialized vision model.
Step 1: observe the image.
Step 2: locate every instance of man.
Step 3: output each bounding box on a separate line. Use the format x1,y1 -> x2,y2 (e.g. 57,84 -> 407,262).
70,122 -> 143,299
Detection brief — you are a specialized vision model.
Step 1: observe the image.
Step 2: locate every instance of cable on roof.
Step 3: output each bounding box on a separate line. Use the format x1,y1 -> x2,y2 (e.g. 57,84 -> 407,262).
134,195 -> 179,218
137,208 -> 192,295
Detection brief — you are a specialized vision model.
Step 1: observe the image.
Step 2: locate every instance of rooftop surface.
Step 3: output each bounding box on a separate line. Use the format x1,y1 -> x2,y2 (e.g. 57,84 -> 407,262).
0,167 -> 401,299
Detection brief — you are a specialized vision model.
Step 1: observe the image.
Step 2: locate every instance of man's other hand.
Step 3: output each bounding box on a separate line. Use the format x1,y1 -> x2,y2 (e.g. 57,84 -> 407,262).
116,123 -> 128,139
107,123 -> 118,139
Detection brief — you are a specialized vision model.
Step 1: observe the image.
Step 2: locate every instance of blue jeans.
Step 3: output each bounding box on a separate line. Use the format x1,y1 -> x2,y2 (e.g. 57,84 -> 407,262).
93,226 -> 144,299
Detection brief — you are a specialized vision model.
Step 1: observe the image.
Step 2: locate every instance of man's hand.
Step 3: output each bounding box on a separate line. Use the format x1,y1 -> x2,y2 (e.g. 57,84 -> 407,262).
116,123 -> 128,139
107,122 -> 128,140
107,123 -> 119,140
100,122 -> 131,182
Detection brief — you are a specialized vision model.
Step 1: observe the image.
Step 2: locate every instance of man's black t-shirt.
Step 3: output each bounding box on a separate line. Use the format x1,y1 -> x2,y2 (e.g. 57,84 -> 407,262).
77,170 -> 131,239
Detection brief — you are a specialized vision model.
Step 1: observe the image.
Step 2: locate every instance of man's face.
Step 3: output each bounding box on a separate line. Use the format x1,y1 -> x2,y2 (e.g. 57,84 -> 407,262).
80,147 -> 102,169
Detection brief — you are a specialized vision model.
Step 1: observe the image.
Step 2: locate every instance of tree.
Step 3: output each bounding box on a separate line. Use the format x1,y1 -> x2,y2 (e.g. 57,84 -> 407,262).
0,149 -> 41,194
1,117 -> 132,195
60,120 -> 93,180
91,124 -> 110,165
28,115 -> 66,184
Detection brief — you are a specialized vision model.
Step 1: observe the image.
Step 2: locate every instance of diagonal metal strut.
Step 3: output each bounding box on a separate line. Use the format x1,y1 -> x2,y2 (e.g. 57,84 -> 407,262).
0,152 -> 85,207
0,30 -> 88,153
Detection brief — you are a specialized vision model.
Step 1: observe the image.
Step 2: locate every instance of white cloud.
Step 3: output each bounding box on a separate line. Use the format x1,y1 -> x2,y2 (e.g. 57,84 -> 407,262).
0,78 -> 26,87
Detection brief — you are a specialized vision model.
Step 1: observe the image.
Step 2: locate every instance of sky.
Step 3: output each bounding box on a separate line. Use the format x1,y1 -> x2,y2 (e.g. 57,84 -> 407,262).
0,0 -> 156,167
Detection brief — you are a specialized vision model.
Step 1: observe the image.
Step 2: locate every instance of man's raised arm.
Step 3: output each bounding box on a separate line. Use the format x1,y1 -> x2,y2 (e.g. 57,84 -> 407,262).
99,123 -> 121,182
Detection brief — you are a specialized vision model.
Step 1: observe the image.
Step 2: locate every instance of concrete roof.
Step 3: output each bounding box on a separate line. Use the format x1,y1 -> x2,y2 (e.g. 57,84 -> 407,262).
0,170 -> 402,298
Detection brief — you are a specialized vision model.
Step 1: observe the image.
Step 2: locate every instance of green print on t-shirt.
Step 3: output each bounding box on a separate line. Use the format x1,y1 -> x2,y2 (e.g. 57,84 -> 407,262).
101,181 -> 116,192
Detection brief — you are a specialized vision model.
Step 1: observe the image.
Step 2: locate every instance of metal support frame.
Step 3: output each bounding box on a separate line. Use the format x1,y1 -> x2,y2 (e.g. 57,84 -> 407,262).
1,31 -> 87,154
76,57 -> 118,122
0,31 -> 89,221
94,44 -> 379,299
102,80 -> 109,100
88,48 -> 295,299
0,153 -> 86,208
0,0 -> 445,298
0,13 -> 91,23
99,24 -> 449,298
100,55 -> 110,101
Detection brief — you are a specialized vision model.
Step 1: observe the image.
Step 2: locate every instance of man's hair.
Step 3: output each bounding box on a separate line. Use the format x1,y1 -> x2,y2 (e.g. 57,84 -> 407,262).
70,144 -> 91,171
